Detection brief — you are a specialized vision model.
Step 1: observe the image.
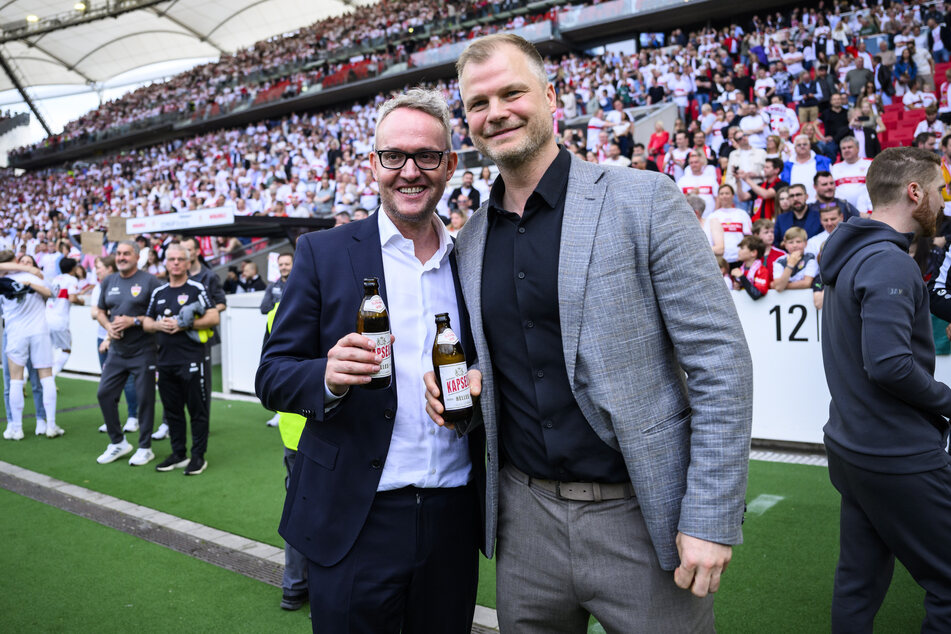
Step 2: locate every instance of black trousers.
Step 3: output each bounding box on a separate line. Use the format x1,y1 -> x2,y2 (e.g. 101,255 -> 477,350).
157,361 -> 209,459
306,484 -> 479,634
828,448 -> 951,633
97,350 -> 155,448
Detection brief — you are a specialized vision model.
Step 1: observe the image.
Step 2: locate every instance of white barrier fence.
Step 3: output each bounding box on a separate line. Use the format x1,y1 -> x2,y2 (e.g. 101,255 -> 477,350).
62,289 -> 951,446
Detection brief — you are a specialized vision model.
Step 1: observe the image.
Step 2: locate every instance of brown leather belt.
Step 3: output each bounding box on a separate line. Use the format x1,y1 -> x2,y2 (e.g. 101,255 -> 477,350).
509,465 -> 635,502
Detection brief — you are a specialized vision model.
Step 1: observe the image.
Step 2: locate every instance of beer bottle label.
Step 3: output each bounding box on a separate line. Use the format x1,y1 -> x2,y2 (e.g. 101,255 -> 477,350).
439,361 -> 471,411
364,295 -> 386,313
436,327 -> 459,346
365,330 -> 392,378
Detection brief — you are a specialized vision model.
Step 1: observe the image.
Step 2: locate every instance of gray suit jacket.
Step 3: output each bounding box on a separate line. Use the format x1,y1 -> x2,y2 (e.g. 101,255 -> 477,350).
455,155 -> 753,570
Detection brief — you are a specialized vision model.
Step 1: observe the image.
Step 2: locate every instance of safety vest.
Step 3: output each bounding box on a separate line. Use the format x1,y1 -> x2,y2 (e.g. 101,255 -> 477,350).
266,302 -> 306,451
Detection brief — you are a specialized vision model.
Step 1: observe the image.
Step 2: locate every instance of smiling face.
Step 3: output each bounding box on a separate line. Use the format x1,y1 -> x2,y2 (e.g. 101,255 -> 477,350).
459,43 -> 557,170
370,107 -> 457,228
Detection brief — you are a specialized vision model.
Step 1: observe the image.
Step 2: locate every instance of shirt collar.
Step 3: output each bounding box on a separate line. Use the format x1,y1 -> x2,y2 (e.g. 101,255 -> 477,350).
488,146 -> 572,212
377,207 -> 454,258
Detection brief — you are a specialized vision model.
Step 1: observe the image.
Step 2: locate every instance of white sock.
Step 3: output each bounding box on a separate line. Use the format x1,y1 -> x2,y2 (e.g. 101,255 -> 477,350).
9,379 -> 24,427
52,349 -> 70,375
40,376 -> 57,427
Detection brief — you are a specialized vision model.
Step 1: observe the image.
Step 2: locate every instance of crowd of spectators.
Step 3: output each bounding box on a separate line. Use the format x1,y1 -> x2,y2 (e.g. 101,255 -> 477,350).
4,0 -> 951,311
8,0 -> 553,159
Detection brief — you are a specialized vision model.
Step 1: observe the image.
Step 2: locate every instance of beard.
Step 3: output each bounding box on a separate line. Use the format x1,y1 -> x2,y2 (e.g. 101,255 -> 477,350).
912,190 -> 939,237
472,112 -> 554,170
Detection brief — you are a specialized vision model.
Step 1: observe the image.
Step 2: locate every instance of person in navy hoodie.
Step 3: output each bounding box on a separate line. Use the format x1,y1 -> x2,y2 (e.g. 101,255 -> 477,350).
820,146 -> 951,632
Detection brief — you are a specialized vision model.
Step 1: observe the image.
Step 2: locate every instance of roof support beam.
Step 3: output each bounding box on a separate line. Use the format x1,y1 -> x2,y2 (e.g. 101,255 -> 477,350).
0,0 -> 170,44
0,48 -> 50,135
148,5 -> 225,54
25,42 -> 95,84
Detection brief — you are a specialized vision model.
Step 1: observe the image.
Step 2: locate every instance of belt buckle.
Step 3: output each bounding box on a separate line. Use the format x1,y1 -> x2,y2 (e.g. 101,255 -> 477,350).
555,481 -> 564,499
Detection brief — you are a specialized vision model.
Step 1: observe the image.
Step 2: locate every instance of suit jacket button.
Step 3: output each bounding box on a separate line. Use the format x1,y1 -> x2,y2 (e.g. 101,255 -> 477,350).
371,459 -> 382,469
383,408 -> 395,420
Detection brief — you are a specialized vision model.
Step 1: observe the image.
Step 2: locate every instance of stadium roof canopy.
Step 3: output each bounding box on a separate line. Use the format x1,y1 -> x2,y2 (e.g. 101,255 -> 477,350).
0,0 -> 372,130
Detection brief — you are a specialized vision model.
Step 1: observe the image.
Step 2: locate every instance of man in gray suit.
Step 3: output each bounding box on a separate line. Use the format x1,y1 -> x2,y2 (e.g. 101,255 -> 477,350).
426,34 -> 752,631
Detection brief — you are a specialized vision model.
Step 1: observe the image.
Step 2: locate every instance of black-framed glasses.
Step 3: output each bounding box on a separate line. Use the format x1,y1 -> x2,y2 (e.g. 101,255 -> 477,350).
375,150 -> 446,170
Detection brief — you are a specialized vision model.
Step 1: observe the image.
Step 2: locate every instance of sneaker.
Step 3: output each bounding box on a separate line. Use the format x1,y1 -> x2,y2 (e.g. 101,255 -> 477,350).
280,592 -> 308,611
123,417 -> 139,433
35,420 -> 47,435
96,439 -> 133,464
45,422 -> 65,438
98,423 -> 107,433
265,413 -> 280,427
3,426 -> 24,440
128,447 -> 155,466
184,456 -> 207,476
155,454 -> 189,472
151,423 -> 169,440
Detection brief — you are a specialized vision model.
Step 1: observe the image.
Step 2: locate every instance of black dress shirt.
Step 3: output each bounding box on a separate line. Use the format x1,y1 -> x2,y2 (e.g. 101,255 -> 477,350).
481,148 -> 628,483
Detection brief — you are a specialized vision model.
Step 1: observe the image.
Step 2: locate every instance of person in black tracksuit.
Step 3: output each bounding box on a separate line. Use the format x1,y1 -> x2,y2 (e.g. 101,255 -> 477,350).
144,244 -> 220,475
820,147 -> 951,633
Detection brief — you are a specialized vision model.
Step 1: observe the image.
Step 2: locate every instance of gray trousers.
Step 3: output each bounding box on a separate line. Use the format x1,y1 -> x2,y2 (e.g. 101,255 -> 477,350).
97,351 -> 156,448
496,465 -> 714,634
282,447 -> 308,597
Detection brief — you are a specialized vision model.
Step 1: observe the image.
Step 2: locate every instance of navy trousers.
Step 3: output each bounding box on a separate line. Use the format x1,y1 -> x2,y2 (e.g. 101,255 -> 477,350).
828,449 -> 951,633
306,484 -> 479,634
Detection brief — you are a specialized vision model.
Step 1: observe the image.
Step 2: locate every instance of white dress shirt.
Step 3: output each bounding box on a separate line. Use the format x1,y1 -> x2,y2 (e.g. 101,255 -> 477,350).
374,209 -> 471,490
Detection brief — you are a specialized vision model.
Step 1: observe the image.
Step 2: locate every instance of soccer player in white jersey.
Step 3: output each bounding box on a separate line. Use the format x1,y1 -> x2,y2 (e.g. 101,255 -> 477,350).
0,251 -> 61,440
46,257 -> 85,375
832,137 -> 872,210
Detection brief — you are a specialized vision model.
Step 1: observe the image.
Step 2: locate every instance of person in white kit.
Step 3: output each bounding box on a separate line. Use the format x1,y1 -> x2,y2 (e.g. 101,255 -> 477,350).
46,257 -> 85,376
709,183 -> 753,265
677,152 -> 719,217
0,251 -> 61,440
832,137 -> 872,211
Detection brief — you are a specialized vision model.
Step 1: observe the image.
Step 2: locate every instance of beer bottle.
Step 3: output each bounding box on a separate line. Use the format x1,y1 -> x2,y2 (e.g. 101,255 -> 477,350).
356,277 -> 391,389
432,313 -> 472,434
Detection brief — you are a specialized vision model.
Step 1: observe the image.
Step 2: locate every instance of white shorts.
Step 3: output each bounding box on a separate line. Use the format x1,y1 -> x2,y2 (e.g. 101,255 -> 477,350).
50,329 -> 71,351
6,332 -> 53,368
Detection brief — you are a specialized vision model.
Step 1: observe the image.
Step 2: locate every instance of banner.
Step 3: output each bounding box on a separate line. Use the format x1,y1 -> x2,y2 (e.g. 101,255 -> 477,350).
126,207 -> 235,235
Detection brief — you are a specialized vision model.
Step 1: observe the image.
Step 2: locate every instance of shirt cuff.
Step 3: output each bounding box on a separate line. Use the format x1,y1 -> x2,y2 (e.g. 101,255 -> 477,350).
325,380 -> 346,411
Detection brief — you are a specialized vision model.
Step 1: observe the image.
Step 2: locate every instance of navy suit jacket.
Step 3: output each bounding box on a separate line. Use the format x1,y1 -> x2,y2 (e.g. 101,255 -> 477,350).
255,214 -> 485,567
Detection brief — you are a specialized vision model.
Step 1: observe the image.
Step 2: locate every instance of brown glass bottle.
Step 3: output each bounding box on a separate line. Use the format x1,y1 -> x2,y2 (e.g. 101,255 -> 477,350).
356,277 -> 391,389
432,313 -> 472,434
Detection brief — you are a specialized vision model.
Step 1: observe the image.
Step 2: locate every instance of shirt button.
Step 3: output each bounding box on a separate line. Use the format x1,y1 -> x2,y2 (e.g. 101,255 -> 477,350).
536,369 -> 545,378
544,420 -> 553,429
518,227 -> 526,234
517,272 -> 525,279
525,320 -> 534,328
430,469 -> 436,475
429,429 -> 435,435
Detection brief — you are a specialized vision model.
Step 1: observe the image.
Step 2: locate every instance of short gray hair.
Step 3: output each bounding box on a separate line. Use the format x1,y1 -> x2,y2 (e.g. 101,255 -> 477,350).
685,195 -> 706,213
374,88 -> 452,150
118,239 -> 140,255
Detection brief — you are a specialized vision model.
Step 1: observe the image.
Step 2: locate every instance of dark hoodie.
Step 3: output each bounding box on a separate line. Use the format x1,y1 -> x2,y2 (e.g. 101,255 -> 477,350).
820,216 -> 951,473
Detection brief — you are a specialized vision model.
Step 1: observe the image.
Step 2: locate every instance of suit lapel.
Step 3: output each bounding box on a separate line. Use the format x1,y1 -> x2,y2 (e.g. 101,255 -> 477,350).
348,213 -> 388,305
458,205 -> 489,360
558,157 -> 607,385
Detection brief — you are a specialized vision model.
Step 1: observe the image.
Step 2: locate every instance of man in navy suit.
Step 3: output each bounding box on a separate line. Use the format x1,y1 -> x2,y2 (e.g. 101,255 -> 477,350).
256,88 -> 484,634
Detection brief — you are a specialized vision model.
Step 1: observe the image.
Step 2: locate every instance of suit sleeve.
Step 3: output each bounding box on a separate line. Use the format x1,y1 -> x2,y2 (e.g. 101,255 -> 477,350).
646,174 -> 753,546
255,237 -> 331,421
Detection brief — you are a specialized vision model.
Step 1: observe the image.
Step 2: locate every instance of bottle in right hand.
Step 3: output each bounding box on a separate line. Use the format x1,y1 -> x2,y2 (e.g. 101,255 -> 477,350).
356,277 -> 391,390
432,313 -> 472,435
